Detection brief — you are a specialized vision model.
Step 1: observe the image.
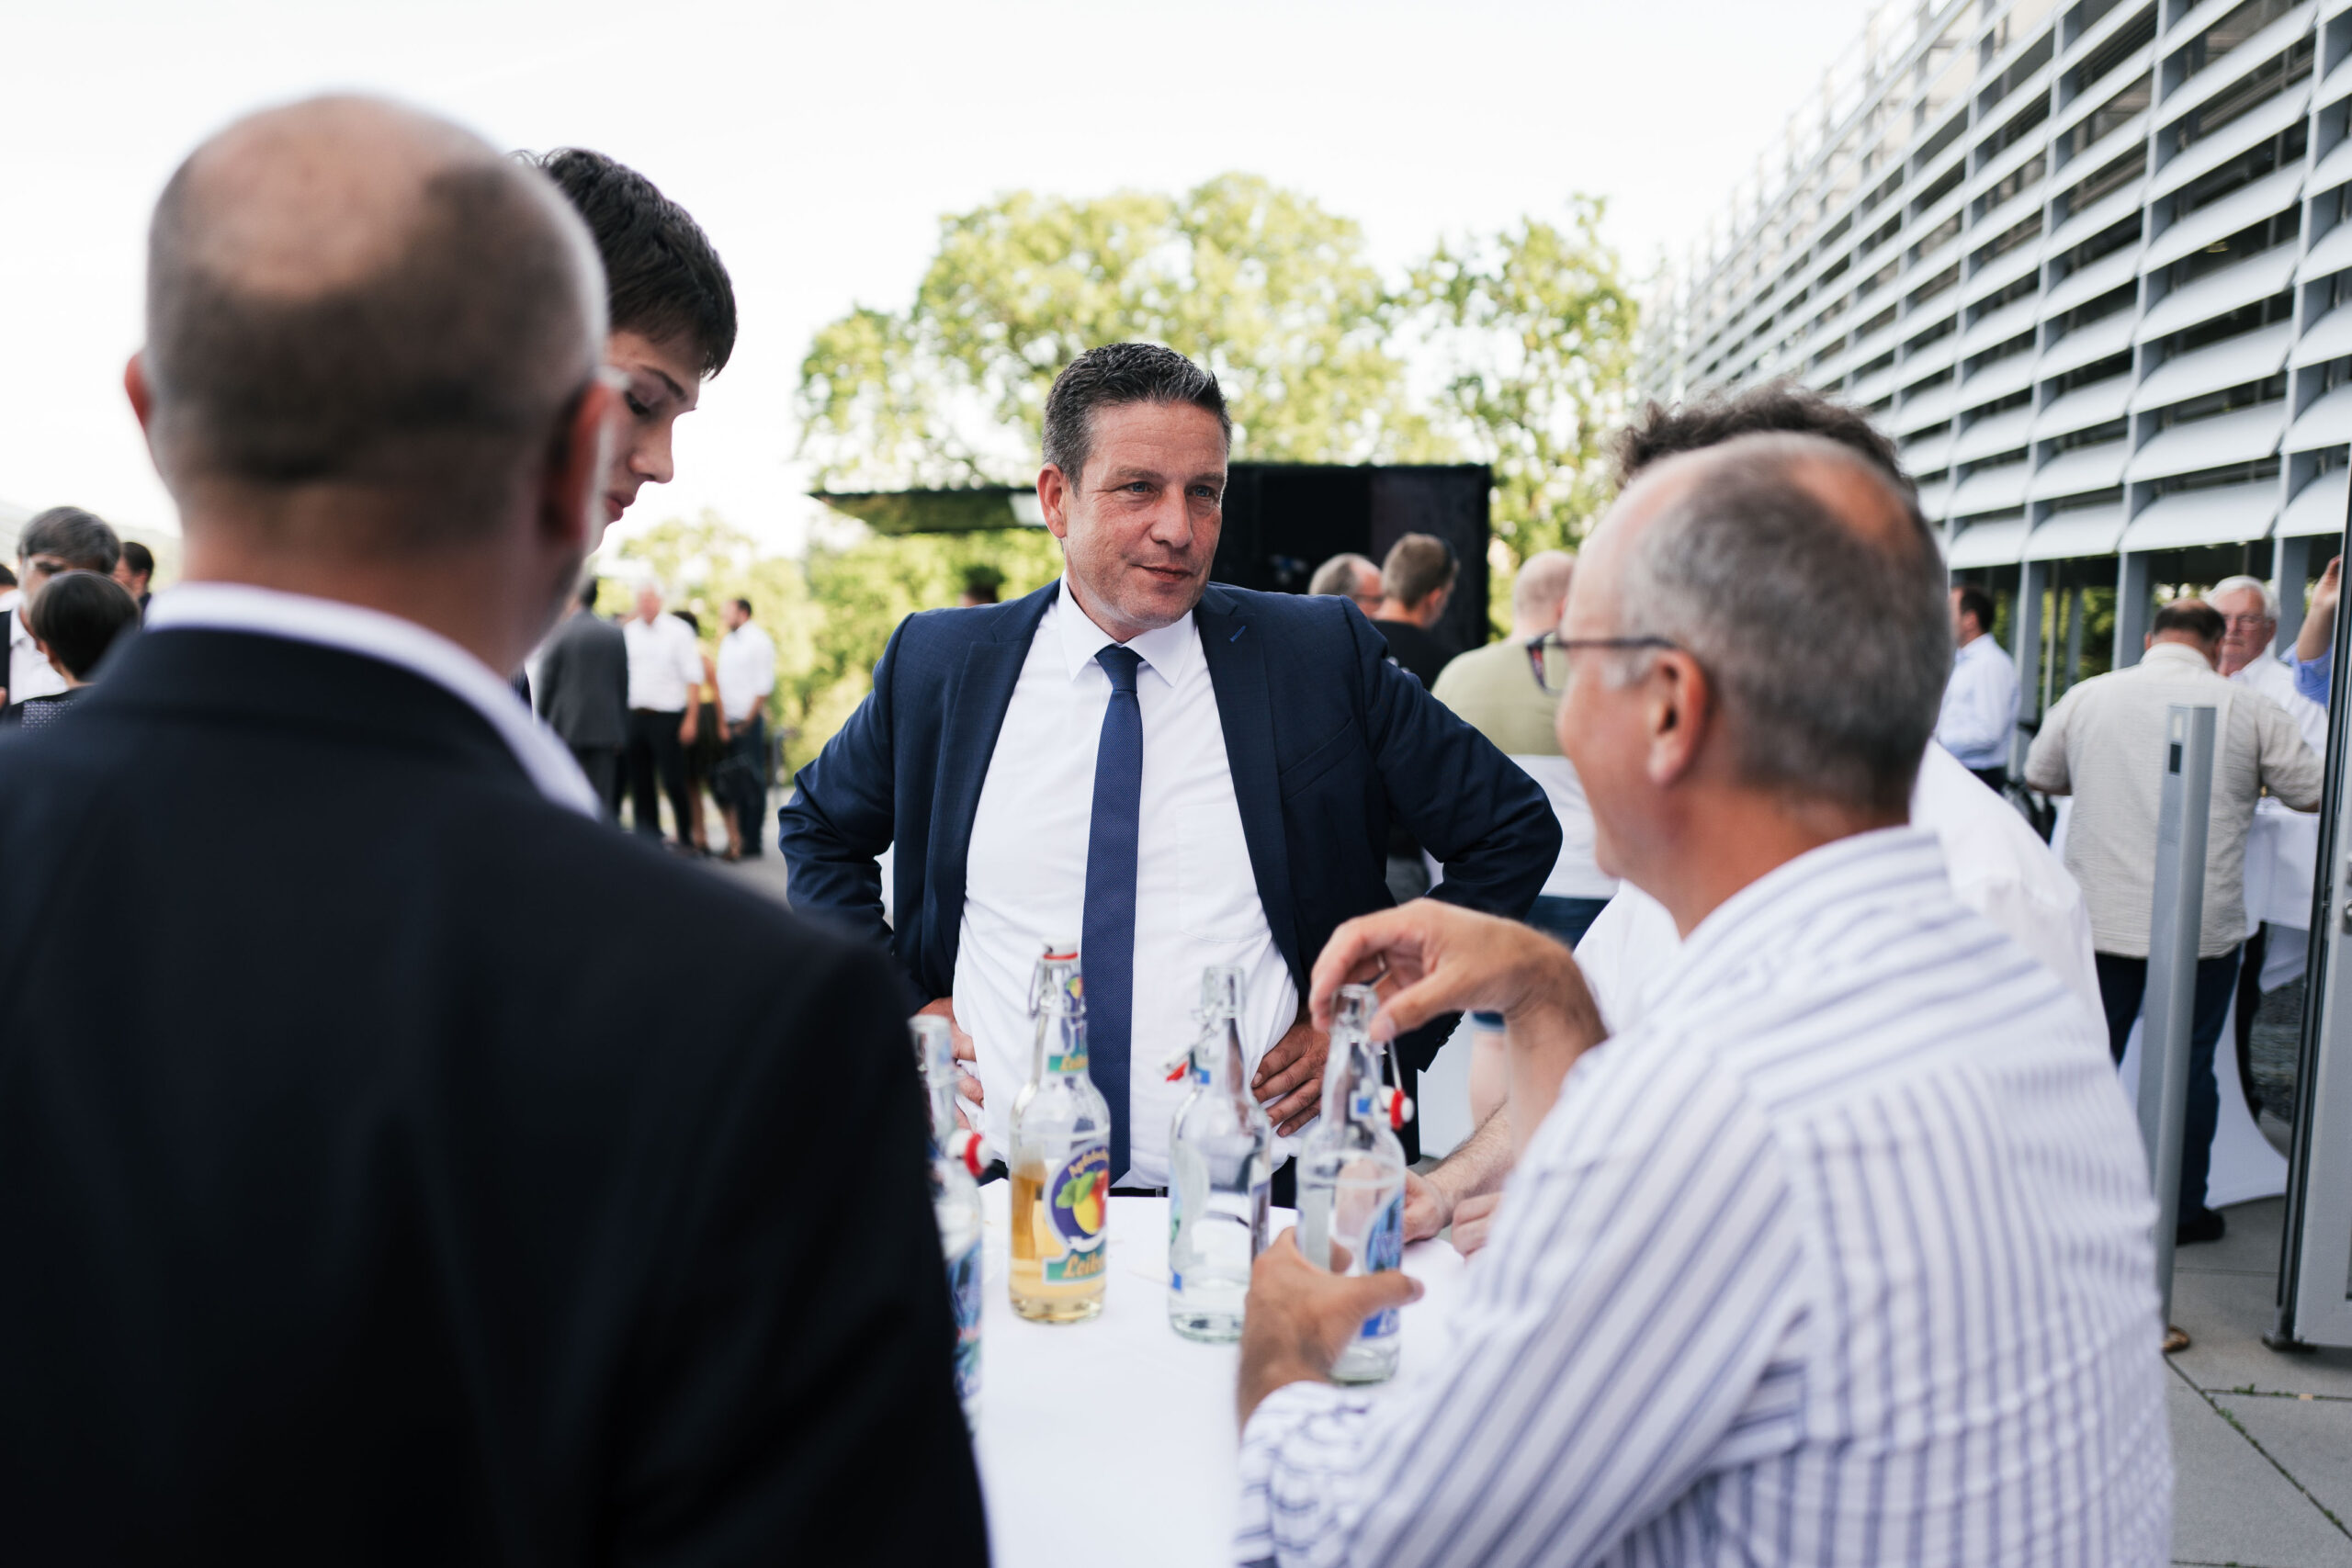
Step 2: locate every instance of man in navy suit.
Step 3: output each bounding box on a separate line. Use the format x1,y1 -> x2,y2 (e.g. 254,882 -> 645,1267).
782,344 -> 1558,1184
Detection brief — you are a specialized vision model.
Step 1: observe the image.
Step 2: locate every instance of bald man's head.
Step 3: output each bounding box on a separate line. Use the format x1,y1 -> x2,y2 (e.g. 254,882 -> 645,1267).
1600,433 -> 1950,815
142,96 -> 605,545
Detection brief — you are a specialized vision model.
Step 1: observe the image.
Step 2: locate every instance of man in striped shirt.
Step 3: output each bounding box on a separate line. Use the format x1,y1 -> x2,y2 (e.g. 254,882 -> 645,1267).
1235,434 -> 2169,1565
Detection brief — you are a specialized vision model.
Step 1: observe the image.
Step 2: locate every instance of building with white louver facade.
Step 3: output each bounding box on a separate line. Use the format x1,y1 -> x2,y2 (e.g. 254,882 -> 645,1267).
1642,0 -> 2352,713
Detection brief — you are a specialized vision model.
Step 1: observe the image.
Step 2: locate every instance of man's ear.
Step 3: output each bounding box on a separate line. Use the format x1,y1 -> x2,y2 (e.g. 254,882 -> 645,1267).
1037,466 -> 1071,542
542,372 -> 624,554
1644,651 -> 1712,788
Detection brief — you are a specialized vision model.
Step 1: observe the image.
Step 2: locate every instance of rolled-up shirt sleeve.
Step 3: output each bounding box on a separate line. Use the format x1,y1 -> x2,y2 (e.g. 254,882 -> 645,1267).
1235,1039 -> 1805,1567
2294,648 -> 2332,706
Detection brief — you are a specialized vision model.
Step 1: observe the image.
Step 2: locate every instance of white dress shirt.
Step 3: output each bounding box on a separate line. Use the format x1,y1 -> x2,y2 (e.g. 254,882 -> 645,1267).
2232,649 -> 2328,755
1935,628 -> 2018,772
1574,741 -> 2104,1032
2027,642 -> 2323,958
5,588 -> 68,704
1238,829 -> 2168,1567
953,580 -> 1296,1187
144,582 -> 600,818
717,622 -> 776,723
622,612 -> 704,712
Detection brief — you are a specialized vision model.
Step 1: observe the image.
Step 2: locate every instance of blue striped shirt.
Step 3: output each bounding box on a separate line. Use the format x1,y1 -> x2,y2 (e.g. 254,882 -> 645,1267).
1238,828 -> 2168,1566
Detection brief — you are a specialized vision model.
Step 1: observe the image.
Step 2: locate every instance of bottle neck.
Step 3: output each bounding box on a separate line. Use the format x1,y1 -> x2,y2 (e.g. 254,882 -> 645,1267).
1035,1000 -> 1088,1077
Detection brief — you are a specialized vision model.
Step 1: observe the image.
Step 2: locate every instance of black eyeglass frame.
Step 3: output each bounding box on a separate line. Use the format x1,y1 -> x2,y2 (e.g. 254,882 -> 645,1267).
1526,632 -> 1683,695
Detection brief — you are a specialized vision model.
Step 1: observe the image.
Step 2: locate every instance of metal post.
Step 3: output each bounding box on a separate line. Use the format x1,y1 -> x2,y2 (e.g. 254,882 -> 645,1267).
2140,703 -> 2216,1325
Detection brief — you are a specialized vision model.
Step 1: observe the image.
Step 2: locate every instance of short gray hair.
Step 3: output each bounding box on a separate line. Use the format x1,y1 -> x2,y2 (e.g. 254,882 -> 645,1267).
1308,552 -> 1377,598
2210,574 -> 2278,621
1510,549 -> 1576,626
1613,434 -> 1950,816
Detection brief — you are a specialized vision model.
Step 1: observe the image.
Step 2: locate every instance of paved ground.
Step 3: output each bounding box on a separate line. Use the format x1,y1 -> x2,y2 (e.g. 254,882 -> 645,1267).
703,817 -> 2352,1562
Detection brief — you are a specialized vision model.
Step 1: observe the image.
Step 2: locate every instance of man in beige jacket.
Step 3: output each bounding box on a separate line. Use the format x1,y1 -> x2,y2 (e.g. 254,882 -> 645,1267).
2026,598 -> 2321,1243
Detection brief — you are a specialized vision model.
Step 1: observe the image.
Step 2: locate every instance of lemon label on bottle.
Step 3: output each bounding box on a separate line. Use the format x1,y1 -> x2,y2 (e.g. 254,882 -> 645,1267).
1043,1143 -> 1109,1282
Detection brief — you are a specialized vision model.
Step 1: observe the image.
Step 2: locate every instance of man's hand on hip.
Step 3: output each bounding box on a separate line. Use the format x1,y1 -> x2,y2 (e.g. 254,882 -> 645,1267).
1252,1016 -> 1328,1136
917,997 -> 983,1129
1237,1227 -> 1422,1427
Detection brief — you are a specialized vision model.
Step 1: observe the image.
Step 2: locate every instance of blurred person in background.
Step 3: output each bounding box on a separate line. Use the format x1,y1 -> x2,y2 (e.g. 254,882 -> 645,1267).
2212,574 -> 2325,751
0,95 -> 979,1561
716,594 -> 775,860
2026,598 -> 2322,1245
621,581 -> 702,849
534,576 -> 629,817
1368,532 -> 1456,688
5,506 -> 120,708
113,539 -> 155,615
957,563 -> 1002,606
673,607 -> 723,854
0,570 -> 141,730
1306,550 -> 1382,617
1935,581 -> 2018,792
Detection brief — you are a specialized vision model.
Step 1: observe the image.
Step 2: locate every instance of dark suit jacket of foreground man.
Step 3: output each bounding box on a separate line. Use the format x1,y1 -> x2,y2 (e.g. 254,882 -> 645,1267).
780,579 -> 1560,1079
0,628 -> 985,1565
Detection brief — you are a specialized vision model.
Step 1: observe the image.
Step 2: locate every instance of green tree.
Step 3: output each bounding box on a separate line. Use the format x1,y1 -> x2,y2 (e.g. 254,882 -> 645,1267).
1405,198 -> 1638,627
797,173 -> 1445,488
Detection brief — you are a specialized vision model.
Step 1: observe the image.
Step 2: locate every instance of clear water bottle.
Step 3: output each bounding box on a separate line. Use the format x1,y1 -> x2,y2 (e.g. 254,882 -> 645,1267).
1007,942 -> 1112,1323
912,1015 -> 983,1427
1296,982 -> 1413,1383
1166,964 -> 1273,1342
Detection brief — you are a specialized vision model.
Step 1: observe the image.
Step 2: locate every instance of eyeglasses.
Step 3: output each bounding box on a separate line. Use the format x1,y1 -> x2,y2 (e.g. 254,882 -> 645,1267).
1525,632 -> 1682,694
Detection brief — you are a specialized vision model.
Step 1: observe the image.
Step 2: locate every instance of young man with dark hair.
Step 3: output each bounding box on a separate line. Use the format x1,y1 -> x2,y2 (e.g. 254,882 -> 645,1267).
1369,533 -> 1458,689
525,149 -> 737,529
6,505 -> 122,706
1,570 -> 141,729
114,539 -> 155,614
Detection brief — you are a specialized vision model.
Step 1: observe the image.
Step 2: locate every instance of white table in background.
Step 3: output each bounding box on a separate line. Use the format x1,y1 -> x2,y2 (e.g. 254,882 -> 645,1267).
971,1185 -> 1466,1568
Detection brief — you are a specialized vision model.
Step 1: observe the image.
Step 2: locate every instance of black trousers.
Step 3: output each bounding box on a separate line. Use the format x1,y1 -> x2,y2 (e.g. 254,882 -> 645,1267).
1969,765 -> 2009,795
625,708 -> 692,842
569,744 -> 623,820
2095,946 -> 2242,1221
714,716 -> 769,855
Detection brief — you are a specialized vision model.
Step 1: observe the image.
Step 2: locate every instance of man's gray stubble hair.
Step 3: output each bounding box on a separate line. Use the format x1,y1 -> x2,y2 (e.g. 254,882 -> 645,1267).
1611,435 -> 1952,817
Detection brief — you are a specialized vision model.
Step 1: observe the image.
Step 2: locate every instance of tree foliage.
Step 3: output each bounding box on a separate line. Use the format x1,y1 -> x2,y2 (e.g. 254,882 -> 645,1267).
798,173 -> 1446,489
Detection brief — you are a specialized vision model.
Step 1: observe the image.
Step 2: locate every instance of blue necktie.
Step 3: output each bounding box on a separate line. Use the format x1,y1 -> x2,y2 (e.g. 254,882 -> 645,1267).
1084,644 -> 1143,1182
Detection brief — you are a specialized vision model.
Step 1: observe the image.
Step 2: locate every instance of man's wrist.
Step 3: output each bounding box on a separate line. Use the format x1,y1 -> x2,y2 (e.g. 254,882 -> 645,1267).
1237,1350 -> 1326,1427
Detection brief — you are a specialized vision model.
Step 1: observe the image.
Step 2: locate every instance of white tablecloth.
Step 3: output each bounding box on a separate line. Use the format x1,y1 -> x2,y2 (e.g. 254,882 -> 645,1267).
971,1184 -> 1466,1568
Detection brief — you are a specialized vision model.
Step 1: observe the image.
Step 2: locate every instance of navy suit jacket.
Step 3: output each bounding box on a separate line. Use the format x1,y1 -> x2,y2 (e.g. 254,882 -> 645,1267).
780,580 -> 1559,1072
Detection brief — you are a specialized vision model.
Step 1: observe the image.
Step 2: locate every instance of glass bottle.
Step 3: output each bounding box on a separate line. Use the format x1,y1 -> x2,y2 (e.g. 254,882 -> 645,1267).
1007,942 -> 1112,1323
911,1015 -> 983,1427
1296,982 -> 1410,1383
1166,964 -> 1274,1341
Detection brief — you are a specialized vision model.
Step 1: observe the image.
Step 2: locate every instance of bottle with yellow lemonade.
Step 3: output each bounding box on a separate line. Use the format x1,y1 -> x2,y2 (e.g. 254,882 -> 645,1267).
1008,942 -> 1112,1322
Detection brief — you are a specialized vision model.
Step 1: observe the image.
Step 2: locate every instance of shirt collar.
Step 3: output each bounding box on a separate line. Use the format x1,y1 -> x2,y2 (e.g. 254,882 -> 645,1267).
2140,642 -> 2217,674
1050,575 -> 1201,689
145,583 -> 600,818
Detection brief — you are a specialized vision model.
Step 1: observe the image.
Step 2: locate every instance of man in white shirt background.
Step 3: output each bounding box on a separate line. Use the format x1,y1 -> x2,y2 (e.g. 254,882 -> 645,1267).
1236,431 -> 2166,1568
1936,580 -> 2018,792
621,582 -> 705,850
4,507 -> 122,710
2026,598 -> 2322,1244
714,594 -> 775,861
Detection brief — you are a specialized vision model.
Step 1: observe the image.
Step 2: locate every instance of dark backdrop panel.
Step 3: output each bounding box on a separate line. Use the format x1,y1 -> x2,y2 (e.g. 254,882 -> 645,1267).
1211,463 -> 1490,649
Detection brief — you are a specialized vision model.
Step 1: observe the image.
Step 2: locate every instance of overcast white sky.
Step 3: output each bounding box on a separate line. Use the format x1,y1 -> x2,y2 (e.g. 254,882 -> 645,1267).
0,0 -> 1872,551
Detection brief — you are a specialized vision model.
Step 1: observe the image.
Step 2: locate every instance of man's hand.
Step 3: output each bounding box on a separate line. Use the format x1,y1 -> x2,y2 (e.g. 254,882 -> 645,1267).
917,997 -> 983,1129
1252,1016 -> 1328,1135
679,711 -> 698,746
1402,1168 -> 1453,1243
2300,555 -> 2342,663
1310,899 -> 1598,1044
1237,1228 -> 1423,1427
1449,1191 -> 1502,1258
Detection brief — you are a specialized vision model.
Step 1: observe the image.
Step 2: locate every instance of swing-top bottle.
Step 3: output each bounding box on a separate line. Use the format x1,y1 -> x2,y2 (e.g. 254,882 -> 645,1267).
911,1015 -> 983,1427
1007,942 -> 1112,1322
1166,964 -> 1274,1341
1296,981 -> 1411,1383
